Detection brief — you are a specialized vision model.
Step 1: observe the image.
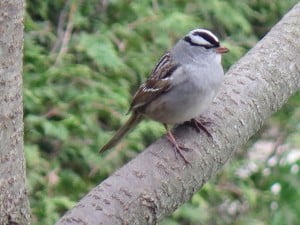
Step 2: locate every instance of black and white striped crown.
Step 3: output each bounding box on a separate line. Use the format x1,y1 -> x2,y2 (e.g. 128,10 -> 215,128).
183,29 -> 220,49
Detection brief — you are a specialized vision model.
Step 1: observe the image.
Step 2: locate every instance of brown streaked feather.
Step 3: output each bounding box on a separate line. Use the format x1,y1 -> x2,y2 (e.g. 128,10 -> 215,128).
129,52 -> 180,112
129,79 -> 171,111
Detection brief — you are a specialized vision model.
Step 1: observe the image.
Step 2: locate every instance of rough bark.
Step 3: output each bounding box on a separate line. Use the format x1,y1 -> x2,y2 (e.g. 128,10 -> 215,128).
0,0 -> 30,224
56,3 -> 300,225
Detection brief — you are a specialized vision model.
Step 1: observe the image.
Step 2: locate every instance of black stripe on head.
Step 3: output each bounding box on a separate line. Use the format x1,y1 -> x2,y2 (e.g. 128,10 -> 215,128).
184,36 -> 200,46
193,31 -> 220,47
184,35 -> 218,49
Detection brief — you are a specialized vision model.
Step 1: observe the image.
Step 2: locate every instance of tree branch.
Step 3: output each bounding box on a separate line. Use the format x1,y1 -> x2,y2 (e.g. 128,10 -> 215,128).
0,0 -> 30,224
56,3 -> 300,225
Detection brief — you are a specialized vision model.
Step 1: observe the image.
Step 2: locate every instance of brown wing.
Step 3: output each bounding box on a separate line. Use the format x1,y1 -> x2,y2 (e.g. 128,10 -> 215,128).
129,52 -> 180,112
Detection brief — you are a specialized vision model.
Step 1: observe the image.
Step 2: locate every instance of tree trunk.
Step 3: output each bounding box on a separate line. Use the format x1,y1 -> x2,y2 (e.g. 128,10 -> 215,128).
56,3 -> 300,225
0,0 -> 30,224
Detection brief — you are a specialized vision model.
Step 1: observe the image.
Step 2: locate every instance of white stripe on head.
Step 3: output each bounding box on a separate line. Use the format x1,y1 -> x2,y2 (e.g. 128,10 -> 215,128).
185,28 -> 220,47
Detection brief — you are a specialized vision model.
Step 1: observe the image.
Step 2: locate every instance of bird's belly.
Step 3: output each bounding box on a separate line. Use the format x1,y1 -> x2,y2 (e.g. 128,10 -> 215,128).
145,86 -> 215,124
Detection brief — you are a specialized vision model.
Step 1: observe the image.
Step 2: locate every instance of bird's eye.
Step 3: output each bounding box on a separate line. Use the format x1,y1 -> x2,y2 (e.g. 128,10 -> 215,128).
184,35 -> 219,50
202,45 -> 215,49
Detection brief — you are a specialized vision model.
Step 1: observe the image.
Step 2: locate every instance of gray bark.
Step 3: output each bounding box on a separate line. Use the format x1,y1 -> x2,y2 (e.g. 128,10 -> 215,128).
0,0 -> 30,224
56,3 -> 300,225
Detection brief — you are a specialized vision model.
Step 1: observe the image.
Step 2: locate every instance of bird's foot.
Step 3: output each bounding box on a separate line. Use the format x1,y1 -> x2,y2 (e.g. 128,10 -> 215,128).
186,117 -> 213,138
166,130 -> 191,165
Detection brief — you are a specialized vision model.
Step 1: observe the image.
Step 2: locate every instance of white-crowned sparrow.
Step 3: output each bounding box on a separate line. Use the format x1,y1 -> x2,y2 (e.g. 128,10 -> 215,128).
100,28 -> 229,163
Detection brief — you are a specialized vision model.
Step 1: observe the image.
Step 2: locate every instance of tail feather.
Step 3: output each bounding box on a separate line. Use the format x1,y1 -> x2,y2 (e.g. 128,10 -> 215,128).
99,113 -> 142,153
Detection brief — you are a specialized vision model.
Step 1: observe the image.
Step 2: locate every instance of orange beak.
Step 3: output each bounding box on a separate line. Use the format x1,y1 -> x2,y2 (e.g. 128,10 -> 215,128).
216,46 -> 229,54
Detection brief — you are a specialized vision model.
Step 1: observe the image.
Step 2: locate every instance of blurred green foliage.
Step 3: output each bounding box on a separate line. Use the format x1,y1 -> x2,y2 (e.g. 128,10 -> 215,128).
24,0 -> 300,224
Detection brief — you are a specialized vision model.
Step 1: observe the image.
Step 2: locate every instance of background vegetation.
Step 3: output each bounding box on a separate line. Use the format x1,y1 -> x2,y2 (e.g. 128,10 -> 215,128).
24,0 -> 300,224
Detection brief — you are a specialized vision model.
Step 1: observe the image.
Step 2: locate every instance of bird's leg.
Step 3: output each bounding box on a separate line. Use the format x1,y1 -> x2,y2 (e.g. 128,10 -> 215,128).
187,117 -> 213,138
164,124 -> 191,164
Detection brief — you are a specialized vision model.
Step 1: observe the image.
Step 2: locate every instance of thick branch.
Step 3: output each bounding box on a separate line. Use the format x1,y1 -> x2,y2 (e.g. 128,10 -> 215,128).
0,0 -> 30,224
56,3 -> 300,225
